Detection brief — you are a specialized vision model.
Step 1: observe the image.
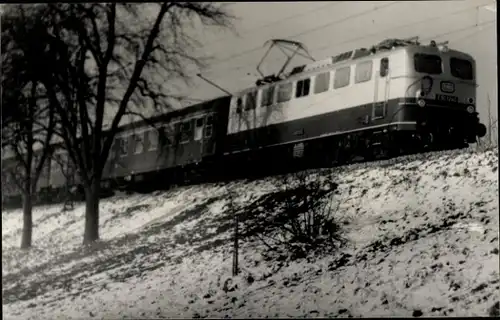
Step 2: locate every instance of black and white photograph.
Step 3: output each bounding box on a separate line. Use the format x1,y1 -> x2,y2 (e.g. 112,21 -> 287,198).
1,1 -> 498,318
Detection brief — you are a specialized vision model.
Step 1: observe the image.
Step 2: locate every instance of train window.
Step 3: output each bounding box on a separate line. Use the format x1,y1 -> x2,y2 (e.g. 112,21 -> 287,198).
179,120 -> 193,144
355,61 -> 373,83
295,78 -> 310,98
245,91 -> 257,110
180,120 -> 192,132
236,97 -> 243,114
118,137 -> 128,157
314,72 -> 330,94
206,115 -> 214,125
194,118 -> 204,141
277,82 -> 293,103
261,86 -> 275,107
380,58 -> 389,77
196,117 -> 204,127
414,53 -> 442,74
132,132 -> 145,154
450,57 -> 473,80
148,129 -> 159,151
161,126 -> 173,146
333,66 -> 351,89
205,115 -> 214,138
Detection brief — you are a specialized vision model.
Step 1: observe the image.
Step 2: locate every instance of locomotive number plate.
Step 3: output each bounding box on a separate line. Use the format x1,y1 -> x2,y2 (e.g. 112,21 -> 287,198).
435,94 -> 458,103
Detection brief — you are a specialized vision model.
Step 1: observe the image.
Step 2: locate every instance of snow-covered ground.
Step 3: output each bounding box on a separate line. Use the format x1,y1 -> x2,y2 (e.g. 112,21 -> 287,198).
2,148 -> 499,319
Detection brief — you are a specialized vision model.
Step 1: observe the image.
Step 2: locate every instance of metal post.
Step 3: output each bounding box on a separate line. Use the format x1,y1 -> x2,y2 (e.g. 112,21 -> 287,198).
232,210 -> 239,276
487,93 -> 492,146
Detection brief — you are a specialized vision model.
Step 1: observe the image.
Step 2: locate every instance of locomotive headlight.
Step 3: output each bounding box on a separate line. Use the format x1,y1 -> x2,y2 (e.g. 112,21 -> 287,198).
466,105 -> 475,113
417,99 -> 426,107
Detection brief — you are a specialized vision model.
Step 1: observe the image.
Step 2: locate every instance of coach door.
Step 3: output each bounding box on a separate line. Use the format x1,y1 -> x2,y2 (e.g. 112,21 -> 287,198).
372,57 -> 390,120
194,117 -> 205,158
194,117 -> 204,141
203,114 -> 216,155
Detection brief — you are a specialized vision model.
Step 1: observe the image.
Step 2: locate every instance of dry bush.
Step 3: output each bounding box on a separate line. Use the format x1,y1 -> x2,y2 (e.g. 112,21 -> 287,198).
237,170 -> 346,261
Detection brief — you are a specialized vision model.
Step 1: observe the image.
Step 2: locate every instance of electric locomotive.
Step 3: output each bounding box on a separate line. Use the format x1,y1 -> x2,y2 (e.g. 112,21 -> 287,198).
224,37 -> 487,165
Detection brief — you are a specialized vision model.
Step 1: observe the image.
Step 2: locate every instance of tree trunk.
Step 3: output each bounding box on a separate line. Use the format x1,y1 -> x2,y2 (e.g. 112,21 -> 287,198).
83,179 -> 101,244
20,190 -> 33,249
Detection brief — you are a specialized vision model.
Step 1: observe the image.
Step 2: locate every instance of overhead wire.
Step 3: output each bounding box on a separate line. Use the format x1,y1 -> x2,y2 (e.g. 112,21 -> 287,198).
283,1 -> 400,40
421,19 -> 495,42
312,1 -> 494,55
205,5 -> 495,78
205,2 -> 342,47
205,1 -> 402,69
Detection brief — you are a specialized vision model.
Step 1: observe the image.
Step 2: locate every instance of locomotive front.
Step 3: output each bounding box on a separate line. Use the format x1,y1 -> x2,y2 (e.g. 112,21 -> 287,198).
398,44 -> 487,149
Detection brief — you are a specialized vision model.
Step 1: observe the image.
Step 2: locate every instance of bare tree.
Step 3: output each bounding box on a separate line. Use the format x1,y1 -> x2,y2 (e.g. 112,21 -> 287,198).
1,5 -> 57,249
36,3 -> 233,244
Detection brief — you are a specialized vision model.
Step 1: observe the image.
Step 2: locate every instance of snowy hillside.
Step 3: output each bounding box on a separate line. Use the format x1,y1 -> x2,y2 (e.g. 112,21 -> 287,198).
2,148 -> 499,319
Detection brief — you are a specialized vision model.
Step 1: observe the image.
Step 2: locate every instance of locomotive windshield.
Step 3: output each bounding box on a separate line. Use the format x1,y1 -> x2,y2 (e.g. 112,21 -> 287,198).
450,57 -> 473,80
414,53 -> 442,74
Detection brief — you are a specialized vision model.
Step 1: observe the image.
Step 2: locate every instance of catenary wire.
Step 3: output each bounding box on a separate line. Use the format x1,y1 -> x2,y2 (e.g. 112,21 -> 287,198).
205,2 -> 343,47
205,10 -> 495,78
206,2 -> 402,69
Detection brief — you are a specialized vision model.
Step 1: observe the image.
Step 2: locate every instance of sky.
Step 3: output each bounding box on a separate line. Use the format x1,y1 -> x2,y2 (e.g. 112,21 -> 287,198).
180,0 -> 497,125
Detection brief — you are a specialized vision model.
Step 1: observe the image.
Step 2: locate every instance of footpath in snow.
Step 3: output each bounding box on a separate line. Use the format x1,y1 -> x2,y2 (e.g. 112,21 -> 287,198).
2,148 -> 499,319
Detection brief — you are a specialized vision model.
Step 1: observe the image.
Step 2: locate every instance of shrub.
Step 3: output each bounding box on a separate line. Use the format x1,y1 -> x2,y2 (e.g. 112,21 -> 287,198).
240,170 -> 346,261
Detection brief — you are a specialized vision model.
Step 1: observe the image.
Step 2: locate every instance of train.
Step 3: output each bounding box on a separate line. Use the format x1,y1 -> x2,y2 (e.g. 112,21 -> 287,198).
1,37 -> 487,207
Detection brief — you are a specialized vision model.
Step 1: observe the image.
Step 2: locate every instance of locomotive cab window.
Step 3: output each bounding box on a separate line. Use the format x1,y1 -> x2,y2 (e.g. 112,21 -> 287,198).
333,66 -> 351,89
295,78 -> 310,98
380,57 -> 389,77
261,86 -> 275,107
355,60 -> 373,83
245,91 -> 257,110
414,53 -> 442,74
277,82 -> 293,103
450,57 -> 473,80
314,72 -> 330,94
